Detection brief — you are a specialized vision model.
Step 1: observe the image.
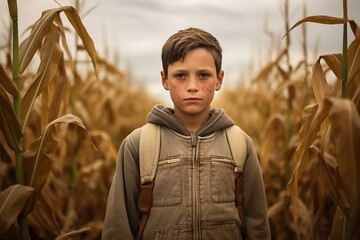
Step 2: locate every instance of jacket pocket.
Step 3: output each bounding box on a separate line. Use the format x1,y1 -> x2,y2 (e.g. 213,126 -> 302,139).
210,159 -> 237,203
201,220 -> 241,240
154,229 -> 165,240
152,158 -> 182,206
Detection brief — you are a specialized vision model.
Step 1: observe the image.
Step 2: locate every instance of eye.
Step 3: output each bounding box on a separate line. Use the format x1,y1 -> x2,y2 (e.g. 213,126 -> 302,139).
199,73 -> 210,78
175,73 -> 186,78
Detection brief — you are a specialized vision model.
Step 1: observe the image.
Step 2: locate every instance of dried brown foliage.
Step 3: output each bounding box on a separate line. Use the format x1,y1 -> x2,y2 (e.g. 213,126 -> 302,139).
0,5 -> 157,240
215,15 -> 360,240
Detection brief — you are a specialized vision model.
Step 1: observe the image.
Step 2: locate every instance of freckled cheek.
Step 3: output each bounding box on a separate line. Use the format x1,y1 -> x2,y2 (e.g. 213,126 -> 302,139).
171,84 -> 183,99
202,86 -> 215,95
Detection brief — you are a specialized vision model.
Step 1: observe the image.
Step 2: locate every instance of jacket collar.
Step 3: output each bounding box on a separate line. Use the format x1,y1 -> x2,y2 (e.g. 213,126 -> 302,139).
146,104 -> 234,136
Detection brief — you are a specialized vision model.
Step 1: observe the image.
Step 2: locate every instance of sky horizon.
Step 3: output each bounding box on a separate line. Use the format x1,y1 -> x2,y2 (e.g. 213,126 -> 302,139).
1,0 -> 359,105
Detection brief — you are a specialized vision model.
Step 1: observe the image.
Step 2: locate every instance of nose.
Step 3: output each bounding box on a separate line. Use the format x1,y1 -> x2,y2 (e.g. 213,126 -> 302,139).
187,76 -> 198,92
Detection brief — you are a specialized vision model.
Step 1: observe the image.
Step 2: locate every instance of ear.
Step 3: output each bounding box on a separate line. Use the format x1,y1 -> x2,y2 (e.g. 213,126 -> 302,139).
215,70 -> 224,91
161,71 -> 169,90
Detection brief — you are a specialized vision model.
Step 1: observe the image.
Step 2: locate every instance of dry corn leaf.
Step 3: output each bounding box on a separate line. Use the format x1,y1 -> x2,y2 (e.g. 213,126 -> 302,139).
22,114 -> 94,214
312,57 -> 332,142
7,0 -> 17,20
28,187 -> 63,237
287,101 -> 331,235
288,97 -> 360,236
21,24 -> 62,132
277,65 -> 289,81
310,147 -> 336,239
329,207 -> 346,240
48,56 -> 67,122
41,87 -> 49,132
0,63 -> 18,96
348,38 -> 360,83
260,114 -> 286,169
277,65 -> 296,102
321,54 -> 342,80
89,130 -> 118,160
0,129 -> 13,163
19,8 -> 61,74
19,6 -> 97,74
62,6 -> 97,74
97,57 -> 125,78
319,148 -> 351,217
0,184 -> 35,236
347,21 -> 360,103
284,15 -> 348,38
253,49 -> 286,82
273,78 -> 301,98
53,14 -> 74,69
0,85 -> 22,152
347,39 -> 360,100
352,82 -> 360,110
321,49 -> 359,101
293,60 -> 306,73
267,191 -> 290,219
311,145 -> 351,236
327,98 -> 360,215
312,57 -> 333,105
296,197 -> 313,239
349,21 -> 360,40
54,227 -> 91,240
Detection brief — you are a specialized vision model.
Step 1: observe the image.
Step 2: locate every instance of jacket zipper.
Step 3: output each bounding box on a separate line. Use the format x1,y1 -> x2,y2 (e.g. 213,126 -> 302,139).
190,131 -> 200,239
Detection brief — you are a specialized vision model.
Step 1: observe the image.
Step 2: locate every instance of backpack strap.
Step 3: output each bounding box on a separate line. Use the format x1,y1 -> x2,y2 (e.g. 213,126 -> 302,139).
137,123 -> 161,240
139,123 -> 161,184
225,125 -> 247,171
225,125 -> 247,238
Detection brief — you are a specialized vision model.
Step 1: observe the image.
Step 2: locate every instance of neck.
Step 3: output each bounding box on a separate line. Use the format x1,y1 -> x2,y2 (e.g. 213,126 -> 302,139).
174,108 -> 210,133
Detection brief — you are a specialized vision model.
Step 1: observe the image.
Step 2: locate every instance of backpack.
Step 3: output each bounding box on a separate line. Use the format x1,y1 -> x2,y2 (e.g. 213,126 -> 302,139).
136,123 -> 247,240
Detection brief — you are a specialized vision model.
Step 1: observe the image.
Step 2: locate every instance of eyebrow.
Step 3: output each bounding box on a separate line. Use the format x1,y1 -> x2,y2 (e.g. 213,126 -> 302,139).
170,68 -> 213,73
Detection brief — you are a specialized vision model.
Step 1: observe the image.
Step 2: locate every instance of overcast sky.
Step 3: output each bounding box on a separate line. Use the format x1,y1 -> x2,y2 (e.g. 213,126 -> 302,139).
1,0 -> 359,105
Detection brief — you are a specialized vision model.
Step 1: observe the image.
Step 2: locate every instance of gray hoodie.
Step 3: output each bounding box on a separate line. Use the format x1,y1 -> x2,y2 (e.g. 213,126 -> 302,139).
102,105 -> 271,240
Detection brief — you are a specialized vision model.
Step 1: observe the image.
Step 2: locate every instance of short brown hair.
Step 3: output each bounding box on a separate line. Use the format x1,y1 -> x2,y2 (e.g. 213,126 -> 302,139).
161,28 -> 222,77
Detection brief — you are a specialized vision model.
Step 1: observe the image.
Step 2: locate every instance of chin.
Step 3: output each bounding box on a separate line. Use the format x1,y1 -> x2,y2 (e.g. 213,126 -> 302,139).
183,106 -> 207,115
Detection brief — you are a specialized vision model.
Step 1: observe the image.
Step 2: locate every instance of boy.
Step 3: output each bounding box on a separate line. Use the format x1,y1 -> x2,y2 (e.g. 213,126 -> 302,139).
102,28 -> 270,239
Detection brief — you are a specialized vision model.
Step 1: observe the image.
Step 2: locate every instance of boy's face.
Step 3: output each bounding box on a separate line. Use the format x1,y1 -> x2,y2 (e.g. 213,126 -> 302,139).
161,48 -> 224,120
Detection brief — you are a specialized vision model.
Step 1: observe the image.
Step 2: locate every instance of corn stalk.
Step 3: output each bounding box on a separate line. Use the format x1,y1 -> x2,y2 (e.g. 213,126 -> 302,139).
342,0 -> 348,99
283,0 -> 293,142
71,0 -> 80,229
7,0 -> 29,239
302,0 -> 309,90
342,0 -> 354,237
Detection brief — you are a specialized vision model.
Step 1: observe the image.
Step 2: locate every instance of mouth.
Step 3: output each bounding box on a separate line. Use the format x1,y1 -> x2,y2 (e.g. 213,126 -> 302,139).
185,97 -> 201,103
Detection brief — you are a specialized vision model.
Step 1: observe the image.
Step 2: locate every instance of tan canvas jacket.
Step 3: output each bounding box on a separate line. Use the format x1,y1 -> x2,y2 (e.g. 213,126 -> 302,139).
102,105 -> 271,240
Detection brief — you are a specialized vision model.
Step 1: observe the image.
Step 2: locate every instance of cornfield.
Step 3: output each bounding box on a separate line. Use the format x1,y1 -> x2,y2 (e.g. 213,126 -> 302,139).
0,0 -> 359,240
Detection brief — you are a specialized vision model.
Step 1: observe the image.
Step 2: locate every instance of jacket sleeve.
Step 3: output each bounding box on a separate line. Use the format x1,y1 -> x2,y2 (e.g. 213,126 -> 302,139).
242,135 -> 271,240
102,128 -> 142,240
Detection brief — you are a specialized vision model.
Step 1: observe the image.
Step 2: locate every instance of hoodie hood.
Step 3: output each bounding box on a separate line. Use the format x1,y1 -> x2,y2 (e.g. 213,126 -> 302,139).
146,105 -> 234,136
